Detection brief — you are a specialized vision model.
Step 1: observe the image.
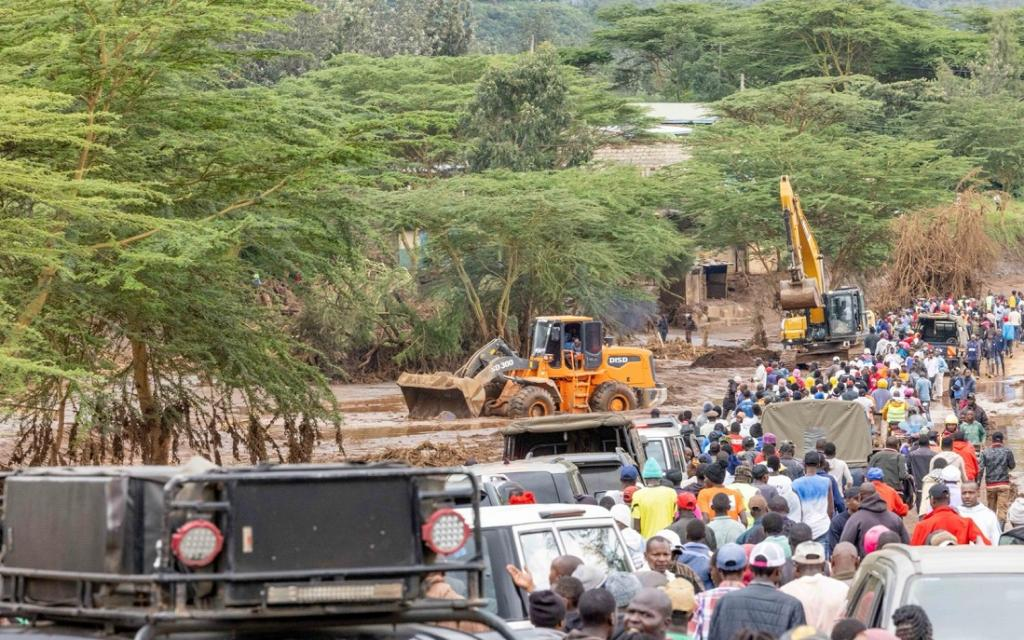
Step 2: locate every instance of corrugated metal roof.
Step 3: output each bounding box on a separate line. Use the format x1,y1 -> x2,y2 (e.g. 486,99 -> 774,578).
634,102 -> 718,126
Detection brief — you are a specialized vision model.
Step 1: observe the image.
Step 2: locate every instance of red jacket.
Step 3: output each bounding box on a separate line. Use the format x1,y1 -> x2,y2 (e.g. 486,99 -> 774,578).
872,480 -> 909,517
911,505 -> 990,545
953,441 -> 979,481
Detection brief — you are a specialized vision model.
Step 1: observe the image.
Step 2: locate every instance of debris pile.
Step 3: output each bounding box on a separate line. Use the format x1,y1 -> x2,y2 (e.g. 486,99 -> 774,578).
360,438 -> 501,467
690,347 -> 779,368
647,339 -> 711,360
876,188 -> 1000,310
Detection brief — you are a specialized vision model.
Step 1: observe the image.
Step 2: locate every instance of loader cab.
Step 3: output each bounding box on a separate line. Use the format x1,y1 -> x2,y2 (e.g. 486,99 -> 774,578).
531,317 -> 603,370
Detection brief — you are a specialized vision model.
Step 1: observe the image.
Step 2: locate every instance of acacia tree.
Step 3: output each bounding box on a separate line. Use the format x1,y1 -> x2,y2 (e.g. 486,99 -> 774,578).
0,1 -> 365,465
378,168 -> 691,348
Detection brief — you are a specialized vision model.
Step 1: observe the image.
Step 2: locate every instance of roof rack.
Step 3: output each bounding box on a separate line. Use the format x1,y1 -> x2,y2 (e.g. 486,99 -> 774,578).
0,462 -> 514,640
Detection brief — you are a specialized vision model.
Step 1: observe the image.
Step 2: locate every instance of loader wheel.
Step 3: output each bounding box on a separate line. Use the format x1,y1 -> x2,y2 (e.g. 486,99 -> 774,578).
508,386 -> 557,419
590,382 -> 636,413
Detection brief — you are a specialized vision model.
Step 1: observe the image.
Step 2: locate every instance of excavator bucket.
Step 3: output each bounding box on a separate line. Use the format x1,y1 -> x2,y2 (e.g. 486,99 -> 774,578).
779,278 -> 823,311
397,372 -> 487,419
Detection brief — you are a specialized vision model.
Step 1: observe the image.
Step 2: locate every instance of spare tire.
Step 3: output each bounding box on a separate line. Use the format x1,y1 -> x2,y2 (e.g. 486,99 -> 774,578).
590,381 -> 636,413
508,385 -> 557,418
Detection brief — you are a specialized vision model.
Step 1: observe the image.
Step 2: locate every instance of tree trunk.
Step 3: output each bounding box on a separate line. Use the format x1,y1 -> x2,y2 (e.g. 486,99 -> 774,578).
131,338 -> 169,464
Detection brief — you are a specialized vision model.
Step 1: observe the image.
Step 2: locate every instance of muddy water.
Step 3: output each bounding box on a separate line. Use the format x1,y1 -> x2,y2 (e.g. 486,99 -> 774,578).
331,359 -> 746,462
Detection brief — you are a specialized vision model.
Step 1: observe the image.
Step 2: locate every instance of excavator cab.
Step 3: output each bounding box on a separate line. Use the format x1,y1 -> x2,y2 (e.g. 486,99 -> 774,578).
825,287 -> 867,339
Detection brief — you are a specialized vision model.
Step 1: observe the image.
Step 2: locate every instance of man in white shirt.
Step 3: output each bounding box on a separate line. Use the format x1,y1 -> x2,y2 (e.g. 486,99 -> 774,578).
824,442 -> 853,490
780,541 -> 849,634
752,358 -> 767,388
958,481 -> 1001,545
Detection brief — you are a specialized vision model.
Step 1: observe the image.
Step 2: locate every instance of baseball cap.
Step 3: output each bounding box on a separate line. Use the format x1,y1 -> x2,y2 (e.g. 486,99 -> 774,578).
763,433 -> 777,445
793,541 -> 826,565
609,503 -> 632,528
623,485 -> 639,504
662,578 -> 696,613
677,492 -> 697,510
620,465 -> 639,482
715,543 -> 748,571
749,541 -> 786,568
866,467 -> 884,481
929,483 -> 951,500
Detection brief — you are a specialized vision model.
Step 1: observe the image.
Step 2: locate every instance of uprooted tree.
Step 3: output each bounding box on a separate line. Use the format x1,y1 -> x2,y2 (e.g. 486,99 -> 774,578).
875,188 -> 1003,310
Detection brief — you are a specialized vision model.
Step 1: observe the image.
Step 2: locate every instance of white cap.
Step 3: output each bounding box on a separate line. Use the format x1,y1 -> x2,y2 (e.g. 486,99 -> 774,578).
609,503 -> 632,528
655,528 -> 682,549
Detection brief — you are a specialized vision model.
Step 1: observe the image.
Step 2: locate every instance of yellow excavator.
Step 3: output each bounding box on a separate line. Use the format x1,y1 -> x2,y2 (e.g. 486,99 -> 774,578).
778,176 -> 872,365
397,315 -> 667,419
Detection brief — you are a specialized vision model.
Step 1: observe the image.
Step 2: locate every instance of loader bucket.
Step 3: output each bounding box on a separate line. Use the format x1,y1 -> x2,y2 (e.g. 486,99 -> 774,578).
397,372 -> 487,419
779,278 -> 823,311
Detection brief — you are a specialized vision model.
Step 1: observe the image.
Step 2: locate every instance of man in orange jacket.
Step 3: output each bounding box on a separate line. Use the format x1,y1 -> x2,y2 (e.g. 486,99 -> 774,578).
866,467 -> 909,517
911,484 -> 989,545
952,432 -> 979,481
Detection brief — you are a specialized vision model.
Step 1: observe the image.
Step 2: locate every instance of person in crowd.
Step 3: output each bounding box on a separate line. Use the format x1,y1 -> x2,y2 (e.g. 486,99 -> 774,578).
751,464 -> 779,503
979,431 -> 1016,525
554,577 -> 584,631
929,435 -> 966,481
779,443 -> 804,480
610,504 -> 646,569
828,487 -> 860,551
706,493 -> 745,547
706,541 -> 805,640
911,483 -> 989,545
567,589 -> 616,640
678,520 -> 714,590
688,544 -> 747,640
696,463 -> 748,524
865,467 -> 909,517
906,432 -> 935,507
823,442 -> 852,490
958,409 -> 985,449
605,571 -> 643,615
791,452 -> 834,548
892,604 -> 934,640
866,437 -> 909,492
957,481 -> 1001,545
632,459 -> 678,538
828,542 -> 860,586
780,542 -> 849,635
623,588 -> 674,640
951,431 -> 979,481
832,618 -> 868,640
663,579 -> 697,640
840,483 -> 909,556
527,590 -> 567,639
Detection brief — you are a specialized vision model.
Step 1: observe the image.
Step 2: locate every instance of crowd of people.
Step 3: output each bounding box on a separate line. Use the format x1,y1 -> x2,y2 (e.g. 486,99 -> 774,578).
496,295 -> 1024,640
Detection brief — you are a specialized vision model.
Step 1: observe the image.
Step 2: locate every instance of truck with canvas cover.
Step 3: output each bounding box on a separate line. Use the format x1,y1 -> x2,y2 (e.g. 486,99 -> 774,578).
501,413 -> 647,470
760,400 -> 873,468
0,460 -> 515,640
398,315 -> 666,419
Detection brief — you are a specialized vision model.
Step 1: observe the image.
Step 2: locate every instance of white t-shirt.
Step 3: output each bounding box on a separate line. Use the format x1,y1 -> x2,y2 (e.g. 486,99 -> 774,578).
780,574 -> 850,634
827,457 -> 853,490
958,504 -> 1001,545
792,474 -> 832,539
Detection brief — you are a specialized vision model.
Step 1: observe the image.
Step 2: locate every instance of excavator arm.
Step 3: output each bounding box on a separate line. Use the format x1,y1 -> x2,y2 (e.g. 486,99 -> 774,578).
778,176 -> 826,315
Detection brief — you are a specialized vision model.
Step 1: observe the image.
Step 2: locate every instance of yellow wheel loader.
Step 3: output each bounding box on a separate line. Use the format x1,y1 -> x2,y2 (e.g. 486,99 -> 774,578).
397,315 -> 668,419
778,176 -> 873,365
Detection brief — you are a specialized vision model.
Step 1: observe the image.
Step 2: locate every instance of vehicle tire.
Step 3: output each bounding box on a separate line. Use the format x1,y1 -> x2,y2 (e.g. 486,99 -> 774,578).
508,386 -> 557,419
589,382 -> 636,413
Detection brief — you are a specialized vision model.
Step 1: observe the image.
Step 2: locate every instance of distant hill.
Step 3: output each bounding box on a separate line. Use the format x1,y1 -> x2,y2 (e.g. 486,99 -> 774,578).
471,0 -> 1024,53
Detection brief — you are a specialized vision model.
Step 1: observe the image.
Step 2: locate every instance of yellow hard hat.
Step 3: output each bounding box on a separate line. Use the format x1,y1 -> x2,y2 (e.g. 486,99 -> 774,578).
945,414 -> 959,424
877,379 -> 888,389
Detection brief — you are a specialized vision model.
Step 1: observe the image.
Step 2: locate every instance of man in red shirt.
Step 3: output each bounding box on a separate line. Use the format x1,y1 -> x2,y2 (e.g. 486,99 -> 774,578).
911,484 -> 990,545
952,432 -> 979,481
866,468 -> 909,517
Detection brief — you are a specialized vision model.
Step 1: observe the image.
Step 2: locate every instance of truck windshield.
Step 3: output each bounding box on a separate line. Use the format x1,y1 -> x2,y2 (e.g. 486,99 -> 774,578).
578,465 -> 622,494
561,526 -> 631,573
906,574 -> 1024,639
919,320 -> 958,342
644,440 -> 670,473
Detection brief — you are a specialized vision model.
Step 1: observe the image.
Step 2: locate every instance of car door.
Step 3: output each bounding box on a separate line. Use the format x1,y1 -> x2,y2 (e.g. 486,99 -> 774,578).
512,525 -> 563,590
847,570 -> 887,627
